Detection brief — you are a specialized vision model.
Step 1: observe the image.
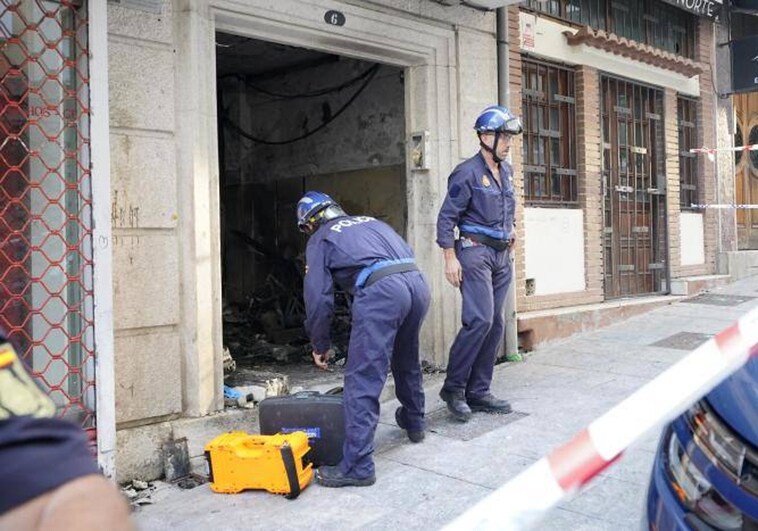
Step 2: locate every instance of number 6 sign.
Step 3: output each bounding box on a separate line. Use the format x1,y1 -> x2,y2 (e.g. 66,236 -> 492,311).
324,10 -> 346,27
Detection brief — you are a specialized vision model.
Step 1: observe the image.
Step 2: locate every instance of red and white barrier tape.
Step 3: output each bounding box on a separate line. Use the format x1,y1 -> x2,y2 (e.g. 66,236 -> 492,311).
690,144 -> 758,154
444,306 -> 758,531
690,204 -> 758,209
690,145 -> 758,162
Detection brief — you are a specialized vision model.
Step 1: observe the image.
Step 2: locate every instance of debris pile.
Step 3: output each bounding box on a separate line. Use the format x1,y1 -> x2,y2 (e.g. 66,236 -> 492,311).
223,269 -> 352,368
122,480 -> 156,507
421,359 -> 445,374
224,371 -> 291,405
223,384 -> 255,408
222,346 -> 236,376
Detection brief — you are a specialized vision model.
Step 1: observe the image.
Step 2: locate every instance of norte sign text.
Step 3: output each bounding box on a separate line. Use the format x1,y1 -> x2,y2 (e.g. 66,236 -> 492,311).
660,0 -> 722,19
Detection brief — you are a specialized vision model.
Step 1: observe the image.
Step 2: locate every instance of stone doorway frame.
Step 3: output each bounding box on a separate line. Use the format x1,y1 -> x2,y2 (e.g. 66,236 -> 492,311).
174,0 -> 462,412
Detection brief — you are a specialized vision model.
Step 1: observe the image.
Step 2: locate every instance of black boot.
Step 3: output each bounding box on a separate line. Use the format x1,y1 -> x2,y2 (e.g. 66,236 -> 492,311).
467,393 -> 512,414
316,466 -> 376,488
439,388 -> 472,422
395,407 -> 425,443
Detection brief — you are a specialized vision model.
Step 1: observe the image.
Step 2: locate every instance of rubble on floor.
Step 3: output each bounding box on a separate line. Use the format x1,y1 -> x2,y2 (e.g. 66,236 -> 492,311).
222,268 -> 352,369
223,384 -> 256,408
222,373 -> 292,410
421,359 -> 445,374
122,480 -> 156,507
222,346 -> 236,376
223,369 -> 291,406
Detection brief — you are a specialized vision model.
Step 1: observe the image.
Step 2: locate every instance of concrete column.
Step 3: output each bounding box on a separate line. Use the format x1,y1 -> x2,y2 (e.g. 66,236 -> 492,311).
698,18 -> 719,274
109,0 -> 183,426
714,21 -> 737,257
90,0 -> 117,478
406,57 -> 460,367
174,0 -> 224,416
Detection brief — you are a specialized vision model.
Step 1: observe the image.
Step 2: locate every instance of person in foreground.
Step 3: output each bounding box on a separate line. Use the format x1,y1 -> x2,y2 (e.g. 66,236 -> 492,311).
298,191 -> 431,488
0,329 -> 134,530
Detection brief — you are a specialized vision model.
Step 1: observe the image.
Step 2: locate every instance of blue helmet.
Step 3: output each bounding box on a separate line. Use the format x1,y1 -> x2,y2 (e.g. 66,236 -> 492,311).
296,191 -> 337,231
474,105 -> 523,135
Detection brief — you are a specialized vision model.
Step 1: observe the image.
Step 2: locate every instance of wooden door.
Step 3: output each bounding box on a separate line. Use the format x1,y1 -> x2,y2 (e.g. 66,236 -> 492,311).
601,77 -> 668,298
735,93 -> 758,249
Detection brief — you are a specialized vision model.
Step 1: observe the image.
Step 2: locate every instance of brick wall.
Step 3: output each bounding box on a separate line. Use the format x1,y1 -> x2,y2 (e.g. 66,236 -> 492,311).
575,66 -> 605,303
665,87 -> 683,276
509,6 -> 527,308
518,64 -> 605,312
515,58 -> 606,311
669,19 -> 718,278
513,12 -> 720,313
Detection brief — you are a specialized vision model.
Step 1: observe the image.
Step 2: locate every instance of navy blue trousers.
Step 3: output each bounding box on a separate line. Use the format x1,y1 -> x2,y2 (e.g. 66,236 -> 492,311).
339,271 -> 430,480
443,244 -> 511,399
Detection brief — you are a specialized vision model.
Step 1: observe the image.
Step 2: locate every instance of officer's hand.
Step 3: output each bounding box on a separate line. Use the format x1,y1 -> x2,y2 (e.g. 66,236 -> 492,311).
509,233 -> 517,249
444,253 -> 463,288
311,349 -> 334,370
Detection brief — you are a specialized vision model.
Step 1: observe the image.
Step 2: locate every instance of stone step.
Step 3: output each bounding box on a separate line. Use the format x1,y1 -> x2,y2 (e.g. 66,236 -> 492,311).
517,295 -> 684,351
670,274 -> 731,296
718,250 -> 758,280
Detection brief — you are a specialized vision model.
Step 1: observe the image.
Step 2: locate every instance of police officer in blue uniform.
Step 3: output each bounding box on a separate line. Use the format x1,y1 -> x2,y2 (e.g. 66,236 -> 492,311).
297,191 -> 431,488
436,105 -> 523,422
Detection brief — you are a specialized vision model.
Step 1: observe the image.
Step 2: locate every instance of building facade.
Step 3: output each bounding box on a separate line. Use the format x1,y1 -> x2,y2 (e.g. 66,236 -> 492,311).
513,1 -> 727,310
0,0 -> 746,480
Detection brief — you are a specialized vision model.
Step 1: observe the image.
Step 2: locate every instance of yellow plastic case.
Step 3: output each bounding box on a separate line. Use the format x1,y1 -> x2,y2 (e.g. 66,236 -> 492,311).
204,431 -> 313,499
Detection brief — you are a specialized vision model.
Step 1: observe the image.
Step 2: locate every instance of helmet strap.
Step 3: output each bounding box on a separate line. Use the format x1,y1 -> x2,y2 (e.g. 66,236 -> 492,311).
479,132 -> 503,164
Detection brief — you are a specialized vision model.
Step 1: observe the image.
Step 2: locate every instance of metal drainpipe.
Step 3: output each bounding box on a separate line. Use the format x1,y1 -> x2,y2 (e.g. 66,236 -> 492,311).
712,21 -> 723,258
498,6 -> 519,358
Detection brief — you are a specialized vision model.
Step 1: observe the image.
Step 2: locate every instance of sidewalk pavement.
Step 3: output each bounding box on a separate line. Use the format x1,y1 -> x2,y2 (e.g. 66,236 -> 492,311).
133,275 -> 758,530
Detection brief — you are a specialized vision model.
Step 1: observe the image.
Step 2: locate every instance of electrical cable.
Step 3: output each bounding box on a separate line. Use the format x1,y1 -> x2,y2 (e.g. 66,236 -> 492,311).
221,63 -> 380,145
238,63 -> 379,100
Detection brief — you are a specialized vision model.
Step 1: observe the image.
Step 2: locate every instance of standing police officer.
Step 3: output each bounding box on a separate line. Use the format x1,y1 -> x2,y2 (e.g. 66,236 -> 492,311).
297,191 -> 431,488
436,105 -> 523,422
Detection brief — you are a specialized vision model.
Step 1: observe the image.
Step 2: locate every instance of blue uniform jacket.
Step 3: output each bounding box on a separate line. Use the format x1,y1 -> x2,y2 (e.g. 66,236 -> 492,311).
0,330 -> 100,514
436,151 -> 516,249
304,216 -> 415,354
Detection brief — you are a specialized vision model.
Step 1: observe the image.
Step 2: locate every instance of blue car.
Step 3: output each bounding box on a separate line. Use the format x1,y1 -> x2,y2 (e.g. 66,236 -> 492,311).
646,356 -> 758,530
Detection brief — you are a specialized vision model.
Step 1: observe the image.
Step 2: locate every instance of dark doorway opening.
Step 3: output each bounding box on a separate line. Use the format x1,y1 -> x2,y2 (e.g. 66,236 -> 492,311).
215,33 -> 407,387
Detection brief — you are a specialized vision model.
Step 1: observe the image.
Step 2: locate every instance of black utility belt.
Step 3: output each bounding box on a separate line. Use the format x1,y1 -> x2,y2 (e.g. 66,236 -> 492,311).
364,263 -> 419,288
460,232 -> 511,252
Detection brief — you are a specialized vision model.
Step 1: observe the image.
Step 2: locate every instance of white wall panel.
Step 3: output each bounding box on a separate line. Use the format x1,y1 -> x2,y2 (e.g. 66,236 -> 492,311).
525,208 -> 586,295
681,212 -> 705,266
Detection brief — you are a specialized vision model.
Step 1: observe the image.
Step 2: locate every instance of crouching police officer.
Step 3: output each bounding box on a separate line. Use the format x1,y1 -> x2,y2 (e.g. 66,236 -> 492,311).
436,105 -> 523,422
297,191 -> 431,488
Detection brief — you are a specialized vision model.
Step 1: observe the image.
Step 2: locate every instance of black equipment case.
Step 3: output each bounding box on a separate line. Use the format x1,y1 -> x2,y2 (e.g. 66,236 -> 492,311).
259,389 -> 344,467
